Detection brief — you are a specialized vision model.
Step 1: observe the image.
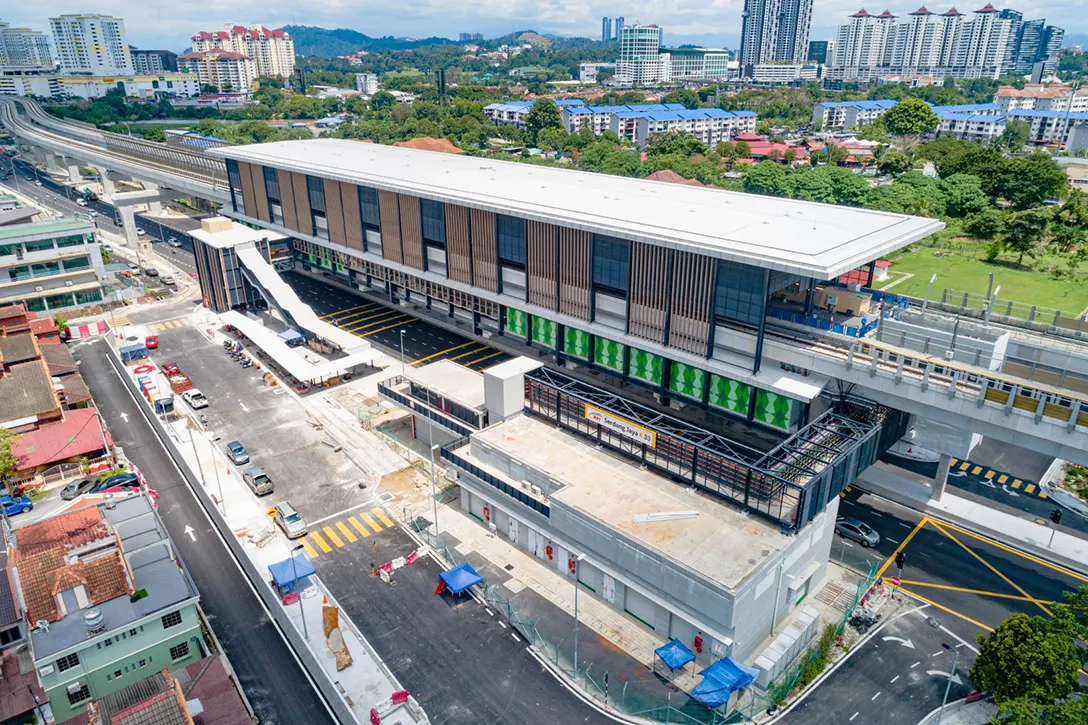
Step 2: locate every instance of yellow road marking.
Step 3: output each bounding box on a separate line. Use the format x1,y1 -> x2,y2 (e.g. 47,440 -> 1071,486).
348,516 -> 371,538
374,509 -> 395,528
1039,490 -> 1048,499
359,512 -> 383,533
448,345 -> 490,362
411,341 -> 476,366
341,307 -> 404,327
896,580 -> 1056,604
321,303 -> 370,319
1024,483 -> 1036,494
327,306 -> 385,326
342,311 -> 410,333
177,319 -> 189,326
959,462 -> 970,471
1011,479 -> 1022,489
928,520 -> 1052,617
950,458 -> 958,466
935,520 -> 1088,584
335,521 -> 358,543
463,350 -> 506,367
310,532 -> 332,553
361,319 -> 418,338
300,538 -> 318,557
844,485 -> 852,493
899,587 -> 994,632
983,470 -> 995,480
323,526 -> 345,548
970,466 -> 982,475
997,474 -> 1008,484
875,516 -> 929,581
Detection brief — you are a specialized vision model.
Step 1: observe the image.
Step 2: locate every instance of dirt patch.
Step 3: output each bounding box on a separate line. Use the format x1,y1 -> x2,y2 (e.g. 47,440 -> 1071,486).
380,465 -> 429,499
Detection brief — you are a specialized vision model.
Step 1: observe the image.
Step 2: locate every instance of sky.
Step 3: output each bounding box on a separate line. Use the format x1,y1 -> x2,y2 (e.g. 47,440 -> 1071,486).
5,1 -> 1085,54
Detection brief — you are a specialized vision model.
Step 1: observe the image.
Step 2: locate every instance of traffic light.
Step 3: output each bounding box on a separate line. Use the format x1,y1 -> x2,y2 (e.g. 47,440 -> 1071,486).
895,551 -> 906,570
1050,509 -> 1062,525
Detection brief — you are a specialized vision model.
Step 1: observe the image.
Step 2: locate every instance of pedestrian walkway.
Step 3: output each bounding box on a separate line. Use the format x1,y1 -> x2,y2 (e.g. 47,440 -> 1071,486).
299,508 -> 398,557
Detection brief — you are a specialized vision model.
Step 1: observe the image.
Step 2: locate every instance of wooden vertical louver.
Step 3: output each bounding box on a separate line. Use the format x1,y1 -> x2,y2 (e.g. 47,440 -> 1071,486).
444,203 -> 472,284
398,195 -> 425,270
527,220 -> 558,310
278,169 -> 298,231
469,208 -> 497,292
249,165 -> 270,223
341,182 -> 364,252
558,227 -> 591,320
378,190 -> 403,263
323,178 -> 347,245
238,162 -> 258,221
627,242 -> 670,344
290,171 -> 313,237
667,251 -> 715,355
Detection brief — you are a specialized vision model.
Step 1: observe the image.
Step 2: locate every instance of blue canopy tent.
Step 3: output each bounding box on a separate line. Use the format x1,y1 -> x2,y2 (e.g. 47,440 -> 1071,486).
278,328 -> 305,347
435,562 -> 484,596
268,553 -> 316,594
691,657 -> 759,710
119,343 -> 149,363
654,639 -> 696,677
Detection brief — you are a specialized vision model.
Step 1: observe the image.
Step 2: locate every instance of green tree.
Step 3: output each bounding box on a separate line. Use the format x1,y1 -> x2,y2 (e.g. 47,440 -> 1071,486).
536,127 -> 569,152
0,427 -> 20,493
881,98 -> 939,136
1003,207 -> 1052,267
964,207 -> 1006,239
998,119 -> 1031,150
743,161 -> 789,196
878,151 -> 913,176
663,89 -> 700,109
992,696 -> 1088,725
646,132 -> 707,157
371,91 -> 396,111
971,614 -> 1081,704
937,146 -> 1006,193
734,140 -> 752,159
524,99 -> 562,145
941,174 -> 989,217
140,127 -> 166,142
998,152 -> 1069,209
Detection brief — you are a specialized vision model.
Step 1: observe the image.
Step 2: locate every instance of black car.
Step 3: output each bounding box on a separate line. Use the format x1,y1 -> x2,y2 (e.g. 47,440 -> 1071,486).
90,472 -> 138,494
60,477 -> 97,500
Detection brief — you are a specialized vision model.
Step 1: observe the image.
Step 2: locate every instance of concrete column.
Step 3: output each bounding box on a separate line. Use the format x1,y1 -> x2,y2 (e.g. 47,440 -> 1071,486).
142,181 -> 163,214
117,205 -> 150,261
931,453 -> 952,502
44,153 -> 60,172
66,160 -> 81,184
97,167 -> 116,198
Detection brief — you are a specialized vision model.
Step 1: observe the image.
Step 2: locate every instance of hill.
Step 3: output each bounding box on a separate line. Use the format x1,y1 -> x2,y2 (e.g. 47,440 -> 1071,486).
283,25 -> 457,57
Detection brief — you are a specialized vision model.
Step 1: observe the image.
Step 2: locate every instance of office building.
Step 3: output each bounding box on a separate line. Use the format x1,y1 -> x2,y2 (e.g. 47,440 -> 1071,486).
178,50 -> 255,94
129,46 -> 178,74
49,14 -> 133,76
190,23 -> 295,78
667,47 -> 733,81
614,17 -> 626,40
0,71 -> 199,99
0,20 -> 53,74
0,219 -> 106,312
11,496 -> 204,723
602,17 -> 613,42
616,24 -> 669,85
579,62 -> 615,83
739,0 -> 813,67
807,39 -> 831,63
355,72 -> 379,94
750,63 -> 820,84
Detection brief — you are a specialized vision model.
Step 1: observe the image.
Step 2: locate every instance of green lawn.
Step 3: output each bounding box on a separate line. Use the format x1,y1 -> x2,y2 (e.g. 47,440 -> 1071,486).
881,248 -> 1088,315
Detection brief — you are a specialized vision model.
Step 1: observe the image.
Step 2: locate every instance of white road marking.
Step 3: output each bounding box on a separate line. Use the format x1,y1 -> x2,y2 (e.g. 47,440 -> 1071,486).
886,538 -> 900,544
899,522 -> 914,528
931,651 -> 943,657
183,525 -> 196,541
486,609 -> 493,617
498,621 -> 507,629
512,633 -> 521,643
911,661 -> 921,668
119,412 -> 129,422
882,636 -> 914,649
850,714 -> 858,722
890,675 -> 900,683
870,512 -> 883,517
871,692 -> 881,701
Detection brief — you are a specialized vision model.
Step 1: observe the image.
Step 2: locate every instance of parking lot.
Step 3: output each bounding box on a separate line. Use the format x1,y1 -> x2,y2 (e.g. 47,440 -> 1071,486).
149,319 -> 378,523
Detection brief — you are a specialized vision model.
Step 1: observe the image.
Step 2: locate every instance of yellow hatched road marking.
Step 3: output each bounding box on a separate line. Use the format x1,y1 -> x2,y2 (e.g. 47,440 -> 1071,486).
361,319 -> 417,338
1024,484 -> 1036,494
342,309 -> 408,330
898,588 -> 994,632
997,474 -> 1008,484
411,341 -> 476,366
936,519 -> 1088,584
348,516 -> 371,538
177,318 -> 189,326
949,458 -> 958,465
310,532 -> 332,553
844,485 -> 852,493
330,307 -> 385,325
1011,479 -> 1022,488
448,345 -> 490,362
970,466 -> 982,475
322,526 -> 345,548
359,512 -> 383,533
335,521 -> 358,542
959,462 -> 970,471
896,580 -> 1056,604
321,304 -> 371,319
983,470 -> 995,480
463,350 -> 506,367
1039,490 -> 1048,499
300,538 -> 318,557
374,509 -> 395,528
875,516 -> 928,581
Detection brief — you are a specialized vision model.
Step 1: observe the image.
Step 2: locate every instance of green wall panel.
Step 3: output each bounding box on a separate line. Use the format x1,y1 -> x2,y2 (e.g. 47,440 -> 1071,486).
593,335 -> 626,372
563,327 -> 590,360
531,316 -> 557,348
628,348 -> 664,386
707,374 -> 752,417
506,307 -> 528,338
754,389 -> 794,430
667,360 -> 706,400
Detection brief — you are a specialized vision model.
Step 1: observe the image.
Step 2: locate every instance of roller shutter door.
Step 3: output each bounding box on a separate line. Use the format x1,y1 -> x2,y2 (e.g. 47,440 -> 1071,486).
624,587 -> 656,630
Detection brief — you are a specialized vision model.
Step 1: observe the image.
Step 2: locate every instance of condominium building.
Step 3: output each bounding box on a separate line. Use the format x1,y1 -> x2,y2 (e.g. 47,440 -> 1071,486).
807,39 -> 832,63
614,17 -> 626,40
624,109 -> 758,147
178,50 -> 256,94
667,48 -> 733,81
129,46 -> 178,74
561,103 -> 686,135
0,219 -> 106,312
190,23 -> 295,78
11,496 -> 204,723
0,72 -> 199,99
49,14 -> 133,76
0,20 -> 53,74
739,0 -> 814,67
994,84 -> 1088,113
749,63 -> 820,84
811,99 -> 898,130
355,72 -> 379,94
615,24 -> 669,85
601,17 -> 613,42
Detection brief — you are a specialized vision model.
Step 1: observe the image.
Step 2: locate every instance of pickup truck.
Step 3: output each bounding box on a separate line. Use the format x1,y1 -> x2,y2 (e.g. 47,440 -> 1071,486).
242,466 -> 274,496
168,372 -> 193,394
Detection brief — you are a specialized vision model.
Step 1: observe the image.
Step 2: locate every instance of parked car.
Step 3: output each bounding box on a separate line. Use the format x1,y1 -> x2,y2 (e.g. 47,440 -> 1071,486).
273,502 -> 307,538
60,476 -> 98,500
182,388 -> 208,409
127,263 -> 139,272
91,473 -> 138,494
76,197 -> 87,207
243,466 -> 274,496
34,180 -> 42,186
225,440 -> 249,465
167,238 -> 182,248
162,362 -> 181,377
136,228 -> 145,236
161,274 -> 176,285
1,495 -> 33,516
835,518 -> 881,547
145,335 -> 158,350
143,267 -> 158,277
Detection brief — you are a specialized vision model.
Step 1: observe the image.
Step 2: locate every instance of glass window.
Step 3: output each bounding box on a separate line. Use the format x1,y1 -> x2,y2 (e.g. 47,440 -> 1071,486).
314,214 -> 329,240
67,685 -> 90,706
22,297 -> 45,312
45,294 -> 73,310
24,238 -> 55,253
359,186 -> 380,227
74,288 -> 103,305
592,234 -> 630,293
421,199 -> 445,244
226,159 -> 244,213
169,641 -> 190,661
56,235 -> 85,248
8,265 -> 31,281
56,653 -> 80,672
263,166 -> 280,202
161,611 -> 183,629
714,260 -> 766,326
496,215 -> 526,266
0,244 -> 18,256
63,256 -> 91,271
306,175 -> 326,213
31,261 -> 61,277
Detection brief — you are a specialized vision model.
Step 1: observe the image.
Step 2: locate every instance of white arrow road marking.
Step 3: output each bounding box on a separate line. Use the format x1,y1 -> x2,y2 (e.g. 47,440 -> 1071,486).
239,402 -> 249,412
183,525 -> 196,542
119,412 -> 129,422
927,670 -> 963,685
882,636 -> 915,649
1001,484 -> 1020,497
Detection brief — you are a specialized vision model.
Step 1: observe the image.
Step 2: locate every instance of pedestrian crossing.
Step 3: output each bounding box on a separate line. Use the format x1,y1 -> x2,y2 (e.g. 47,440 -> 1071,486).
297,508 -> 398,558
949,458 -> 1048,499
111,316 -> 131,328
149,318 -> 190,332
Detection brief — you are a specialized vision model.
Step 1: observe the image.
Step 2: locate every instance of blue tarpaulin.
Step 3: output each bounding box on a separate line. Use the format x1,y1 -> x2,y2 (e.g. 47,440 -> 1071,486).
268,553 -> 316,588
119,343 -> 148,362
278,328 -> 304,343
436,562 -> 484,595
655,639 -> 696,671
690,657 -> 759,709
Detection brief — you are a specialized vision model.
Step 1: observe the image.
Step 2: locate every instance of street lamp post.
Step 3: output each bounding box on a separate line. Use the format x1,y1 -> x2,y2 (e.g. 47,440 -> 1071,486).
573,553 -> 584,681
934,643 -> 960,725
430,442 -> 440,548
291,544 -> 309,640
206,433 -> 226,514
399,329 -> 407,374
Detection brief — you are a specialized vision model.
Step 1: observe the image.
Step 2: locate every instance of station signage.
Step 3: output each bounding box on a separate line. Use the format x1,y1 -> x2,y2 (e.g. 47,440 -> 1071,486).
584,404 -> 656,448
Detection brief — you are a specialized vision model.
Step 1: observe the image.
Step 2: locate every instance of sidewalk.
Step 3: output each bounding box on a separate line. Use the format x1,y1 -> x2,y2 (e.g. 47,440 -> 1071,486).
916,699 -> 997,724
857,463 -> 1088,577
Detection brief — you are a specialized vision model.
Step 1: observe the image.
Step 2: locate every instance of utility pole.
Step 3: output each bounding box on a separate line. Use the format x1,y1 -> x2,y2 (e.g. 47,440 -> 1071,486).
291,545 -> 309,640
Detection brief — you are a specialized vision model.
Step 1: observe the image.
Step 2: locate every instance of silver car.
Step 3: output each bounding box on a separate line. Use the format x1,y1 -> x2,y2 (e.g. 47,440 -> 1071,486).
273,502 -> 307,538
835,518 -> 880,547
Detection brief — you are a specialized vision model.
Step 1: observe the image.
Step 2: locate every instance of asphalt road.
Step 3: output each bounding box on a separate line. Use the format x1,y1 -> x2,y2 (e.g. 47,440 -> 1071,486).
70,337 -> 336,725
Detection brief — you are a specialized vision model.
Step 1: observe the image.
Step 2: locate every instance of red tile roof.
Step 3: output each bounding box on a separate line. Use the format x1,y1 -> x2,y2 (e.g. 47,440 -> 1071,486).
975,3 -> 998,12
182,657 -> 253,725
29,318 -> 59,339
12,407 -> 112,471
0,650 -> 49,722
851,9 -> 872,17
908,6 -> 932,14
13,505 -> 108,556
941,7 -> 964,14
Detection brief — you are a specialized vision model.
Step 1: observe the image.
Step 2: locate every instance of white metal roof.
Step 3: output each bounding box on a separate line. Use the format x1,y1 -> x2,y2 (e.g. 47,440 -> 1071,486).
213,140 -> 945,279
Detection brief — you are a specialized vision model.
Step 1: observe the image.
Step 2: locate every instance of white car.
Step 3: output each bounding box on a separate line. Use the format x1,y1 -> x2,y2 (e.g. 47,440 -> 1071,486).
34,180 -> 42,186
136,228 -> 146,236
167,238 -> 182,248
160,274 -> 176,285
182,389 -> 208,409
76,198 -> 87,207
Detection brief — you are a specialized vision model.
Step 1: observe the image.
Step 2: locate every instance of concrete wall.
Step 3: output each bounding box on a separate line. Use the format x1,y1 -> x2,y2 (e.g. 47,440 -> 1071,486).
1004,338 -> 1088,395
881,313 -> 1008,370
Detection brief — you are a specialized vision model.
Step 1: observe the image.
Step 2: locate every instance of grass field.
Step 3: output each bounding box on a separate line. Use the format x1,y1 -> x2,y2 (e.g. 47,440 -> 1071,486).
881,248 -> 1088,314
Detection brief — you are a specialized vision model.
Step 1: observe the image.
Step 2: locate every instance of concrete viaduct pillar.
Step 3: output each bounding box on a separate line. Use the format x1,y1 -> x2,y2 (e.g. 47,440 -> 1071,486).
142,182 -> 164,214
117,205 -> 150,259
931,453 -> 952,503
96,167 -> 116,198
